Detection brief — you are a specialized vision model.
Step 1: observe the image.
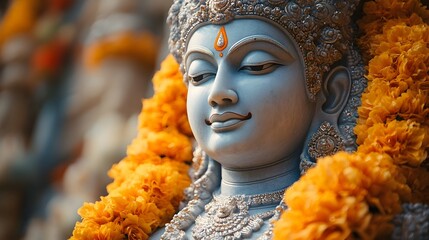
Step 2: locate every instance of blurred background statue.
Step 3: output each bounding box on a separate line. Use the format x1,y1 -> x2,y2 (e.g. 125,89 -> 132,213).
0,0 -> 173,239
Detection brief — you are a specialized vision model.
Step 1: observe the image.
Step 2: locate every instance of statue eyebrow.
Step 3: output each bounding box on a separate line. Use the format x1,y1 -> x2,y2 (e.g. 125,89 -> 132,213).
227,35 -> 293,58
184,46 -> 215,69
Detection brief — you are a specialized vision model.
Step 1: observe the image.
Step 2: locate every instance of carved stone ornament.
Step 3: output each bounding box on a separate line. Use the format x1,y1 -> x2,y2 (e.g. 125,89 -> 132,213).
167,0 -> 360,100
161,179 -> 287,240
192,195 -> 275,240
308,121 -> 345,160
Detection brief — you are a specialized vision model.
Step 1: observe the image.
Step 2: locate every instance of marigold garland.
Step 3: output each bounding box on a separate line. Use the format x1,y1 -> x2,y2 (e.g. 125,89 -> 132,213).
356,0 -> 429,201
275,152 -> 410,240
274,0 -> 429,239
70,55 -> 193,240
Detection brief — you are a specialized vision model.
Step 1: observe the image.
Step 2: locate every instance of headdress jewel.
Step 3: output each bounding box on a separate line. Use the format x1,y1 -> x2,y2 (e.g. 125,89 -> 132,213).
168,0 -> 359,100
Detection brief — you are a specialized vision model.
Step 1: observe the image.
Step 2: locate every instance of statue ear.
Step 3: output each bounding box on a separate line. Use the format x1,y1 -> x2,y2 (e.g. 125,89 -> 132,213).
320,66 -> 351,116
300,66 -> 352,170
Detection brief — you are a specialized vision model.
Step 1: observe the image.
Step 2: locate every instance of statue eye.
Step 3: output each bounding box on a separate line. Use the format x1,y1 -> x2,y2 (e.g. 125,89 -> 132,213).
188,73 -> 214,85
239,63 -> 281,74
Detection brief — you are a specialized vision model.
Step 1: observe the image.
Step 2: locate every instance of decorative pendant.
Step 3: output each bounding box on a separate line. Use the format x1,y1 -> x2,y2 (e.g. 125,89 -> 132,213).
308,121 -> 344,160
192,195 -> 275,240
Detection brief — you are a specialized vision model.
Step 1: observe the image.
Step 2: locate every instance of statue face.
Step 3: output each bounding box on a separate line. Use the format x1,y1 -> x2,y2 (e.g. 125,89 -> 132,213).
185,19 -> 315,169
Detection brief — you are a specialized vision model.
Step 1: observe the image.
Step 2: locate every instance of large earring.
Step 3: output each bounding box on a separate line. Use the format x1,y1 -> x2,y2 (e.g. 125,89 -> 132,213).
308,121 -> 345,160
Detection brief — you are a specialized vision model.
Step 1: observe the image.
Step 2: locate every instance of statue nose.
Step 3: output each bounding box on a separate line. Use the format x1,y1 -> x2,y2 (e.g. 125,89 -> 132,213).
207,65 -> 238,107
208,88 -> 238,107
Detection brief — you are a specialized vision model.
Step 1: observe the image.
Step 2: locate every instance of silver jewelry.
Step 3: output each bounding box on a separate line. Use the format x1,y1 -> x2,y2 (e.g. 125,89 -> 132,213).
308,121 -> 344,160
192,195 -> 275,239
161,158 -> 220,240
192,190 -> 285,240
167,0 -> 360,100
247,189 -> 285,207
257,202 -> 288,240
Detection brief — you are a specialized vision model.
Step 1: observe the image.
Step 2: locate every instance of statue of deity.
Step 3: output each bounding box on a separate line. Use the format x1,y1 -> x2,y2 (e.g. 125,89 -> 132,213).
152,0 -> 365,239
70,0 -> 429,239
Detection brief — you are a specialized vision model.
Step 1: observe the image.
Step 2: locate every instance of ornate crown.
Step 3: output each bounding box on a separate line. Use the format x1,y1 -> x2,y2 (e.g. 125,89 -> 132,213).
168,0 -> 360,100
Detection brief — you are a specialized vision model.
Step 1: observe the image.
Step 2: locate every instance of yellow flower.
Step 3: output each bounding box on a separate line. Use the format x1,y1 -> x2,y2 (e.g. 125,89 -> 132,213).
357,0 -> 429,59
398,41 -> 429,87
73,160 -> 190,240
362,0 -> 427,19
357,89 -> 428,133
367,52 -> 399,83
138,55 -> 191,135
126,129 -> 192,162
98,222 -> 125,240
400,166 -> 429,204
71,221 -> 124,240
350,4 -> 429,240
77,197 -> 115,224
365,24 -> 429,86
397,90 -> 429,125
373,22 -> 427,55
359,120 -> 428,167
122,214 -> 150,240
71,55 -> 192,239
274,152 -> 410,240
109,161 -> 190,227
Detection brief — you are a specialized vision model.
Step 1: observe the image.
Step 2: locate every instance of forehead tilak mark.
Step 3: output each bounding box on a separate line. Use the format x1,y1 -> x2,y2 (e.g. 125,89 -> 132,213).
214,26 -> 228,57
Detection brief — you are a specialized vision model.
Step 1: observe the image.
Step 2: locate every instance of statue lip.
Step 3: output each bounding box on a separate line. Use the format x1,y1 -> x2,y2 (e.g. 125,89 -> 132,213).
205,112 -> 252,132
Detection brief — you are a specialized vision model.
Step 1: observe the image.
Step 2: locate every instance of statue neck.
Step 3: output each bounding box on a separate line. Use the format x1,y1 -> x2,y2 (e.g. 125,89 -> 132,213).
219,151 -> 301,196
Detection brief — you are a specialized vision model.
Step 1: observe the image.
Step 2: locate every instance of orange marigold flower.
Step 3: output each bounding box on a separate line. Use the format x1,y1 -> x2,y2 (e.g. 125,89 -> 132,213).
278,1 -> 429,239
373,23 -> 428,54
358,0 -> 429,59
397,90 -> 429,125
400,166 -> 429,204
71,55 -> 192,239
274,152 -> 410,240
98,222 -> 125,240
138,55 -> 191,135
398,41 -> 429,85
122,214 -> 150,240
363,0 -> 427,20
77,197 -> 116,224
367,52 -> 398,83
109,162 -> 190,225
71,220 -> 124,240
357,86 -> 429,145
126,129 -> 192,162
74,161 -> 190,240
358,120 -> 429,167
